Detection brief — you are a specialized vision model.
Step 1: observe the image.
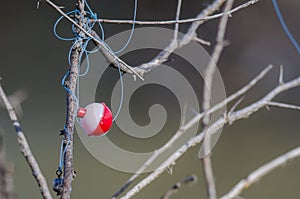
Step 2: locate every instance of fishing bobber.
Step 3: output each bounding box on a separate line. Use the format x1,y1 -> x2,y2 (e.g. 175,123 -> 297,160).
77,103 -> 113,136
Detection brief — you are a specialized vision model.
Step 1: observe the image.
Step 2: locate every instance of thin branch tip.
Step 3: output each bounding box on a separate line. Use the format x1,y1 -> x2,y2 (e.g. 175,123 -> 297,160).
161,175 -> 197,199
279,65 -> 284,84
194,37 -> 211,46
94,0 -> 259,25
37,0 -> 41,9
267,101 -> 300,111
228,96 -> 245,115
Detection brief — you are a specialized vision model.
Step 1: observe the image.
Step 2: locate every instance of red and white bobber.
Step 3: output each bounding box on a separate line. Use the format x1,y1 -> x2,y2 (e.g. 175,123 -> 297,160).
77,103 -> 113,136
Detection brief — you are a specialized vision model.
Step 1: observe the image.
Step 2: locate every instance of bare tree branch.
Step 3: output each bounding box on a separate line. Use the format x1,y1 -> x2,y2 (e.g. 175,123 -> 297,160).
42,0 -> 144,80
173,0 -> 182,42
279,65 -> 284,84
60,0 -> 85,198
134,0 -> 257,75
200,1 -> 234,198
161,175 -> 197,199
267,101 -> 300,111
0,133 -> 16,199
93,0 -> 258,25
111,65 -> 273,198
135,0 -> 228,74
220,146 -> 300,199
120,72 -> 300,199
193,37 -> 211,46
0,82 -> 53,199
0,89 -> 27,118
43,0 -> 258,79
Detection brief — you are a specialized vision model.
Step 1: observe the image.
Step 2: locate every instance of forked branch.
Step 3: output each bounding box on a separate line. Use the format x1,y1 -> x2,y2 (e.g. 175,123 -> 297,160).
42,0 -> 258,78
93,0 -> 258,25
112,65 -> 273,198
120,70 -> 300,199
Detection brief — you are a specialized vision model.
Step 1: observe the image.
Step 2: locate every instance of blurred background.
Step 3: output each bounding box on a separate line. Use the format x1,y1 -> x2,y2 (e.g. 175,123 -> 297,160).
1,0 -> 300,198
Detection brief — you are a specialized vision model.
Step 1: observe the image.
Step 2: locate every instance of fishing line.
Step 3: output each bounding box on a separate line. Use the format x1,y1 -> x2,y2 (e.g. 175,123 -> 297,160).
114,0 -> 138,54
53,1 -> 138,190
272,0 -> 300,54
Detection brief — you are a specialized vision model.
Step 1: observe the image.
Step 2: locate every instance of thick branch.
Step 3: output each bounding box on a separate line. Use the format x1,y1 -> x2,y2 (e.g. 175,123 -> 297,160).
60,48 -> 79,199
0,83 -> 52,199
60,1 -> 83,198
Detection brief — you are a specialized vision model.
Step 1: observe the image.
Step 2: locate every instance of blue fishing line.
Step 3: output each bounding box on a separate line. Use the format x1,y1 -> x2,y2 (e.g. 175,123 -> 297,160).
114,0 -> 138,54
272,0 -> 300,54
59,69 -> 79,171
113,61 -> 124,121
68,39 -> 90,76
76,76 -> 81,124
58,140 -> 63,170
58,132 -> 71,171
58,139 -> 65,170
84,0 -> 105,40
79,50 -> 90,77
54,0 -> 137,170
84,0 -> 96,19
100,42 -> 125,122
61,70 -> 80,109
55,5 -> 103,170
54,10 -> 79,41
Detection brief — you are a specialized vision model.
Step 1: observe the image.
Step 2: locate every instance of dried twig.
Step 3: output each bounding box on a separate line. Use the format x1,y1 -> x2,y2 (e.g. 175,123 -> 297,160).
134,0 -> 258,74
173,0 -> 182,42
220,146 -> 300,199
0,134 -> 16,199
120,72 -> 300,199
135,0 -> 227,74
200,1 -> 234,199
111,65 -> 273,198
0,83 -> 52,199
161,175 -> 197,199
279,65 -> 284,84
60,0 -> 85,198
267,101 -> 300,111
92,0 -> 258,25
0,89 -> 27,118
193,37 -> 211,46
